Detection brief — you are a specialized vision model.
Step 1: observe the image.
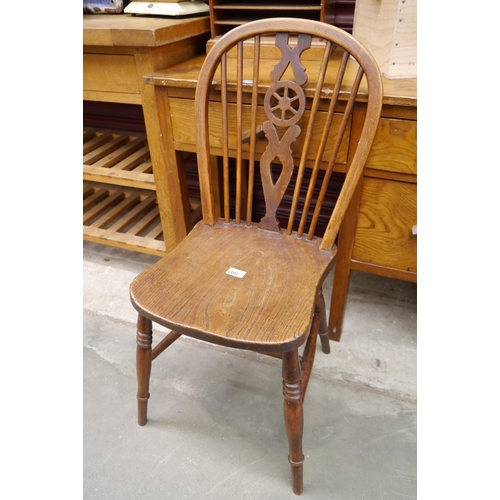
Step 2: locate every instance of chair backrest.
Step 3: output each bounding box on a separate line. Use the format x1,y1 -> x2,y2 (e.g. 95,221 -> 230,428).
195,18 -> 383,251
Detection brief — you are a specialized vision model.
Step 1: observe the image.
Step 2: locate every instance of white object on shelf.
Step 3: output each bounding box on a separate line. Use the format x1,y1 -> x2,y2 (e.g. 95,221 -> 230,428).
124,0 -> 209,17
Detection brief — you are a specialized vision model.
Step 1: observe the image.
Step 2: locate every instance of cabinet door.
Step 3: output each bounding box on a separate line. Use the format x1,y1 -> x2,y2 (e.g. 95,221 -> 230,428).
352,177 -> 417,275
365,118 -> 417,175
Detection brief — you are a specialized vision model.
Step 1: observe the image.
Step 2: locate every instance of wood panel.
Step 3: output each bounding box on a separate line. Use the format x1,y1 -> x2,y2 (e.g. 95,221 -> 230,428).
365,118 -> 417,175
352,177 -> 417,274
353,0 -> 416,78
145,53 -> 417,107
83,54 -> 140,94
83,14 -> 211,48
168,97 -> 351,165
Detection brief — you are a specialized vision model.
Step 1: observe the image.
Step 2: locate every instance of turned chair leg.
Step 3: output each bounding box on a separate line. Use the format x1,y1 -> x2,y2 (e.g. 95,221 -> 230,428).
282,350 -> 304,495
136,314 -> 153,426
316,288 -> 331,354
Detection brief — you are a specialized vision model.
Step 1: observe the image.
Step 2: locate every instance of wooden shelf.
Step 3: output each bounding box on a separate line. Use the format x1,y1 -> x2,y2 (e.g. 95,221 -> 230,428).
212,2 -> 321,9
208,0 -> 338,38
83,128 -> 155,190
83,14 -> 212,255
83,128 -> 202,255
84,181 -> 166,256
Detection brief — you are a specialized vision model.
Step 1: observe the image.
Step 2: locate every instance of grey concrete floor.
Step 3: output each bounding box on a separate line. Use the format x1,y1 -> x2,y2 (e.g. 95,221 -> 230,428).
83,241 -> 417,499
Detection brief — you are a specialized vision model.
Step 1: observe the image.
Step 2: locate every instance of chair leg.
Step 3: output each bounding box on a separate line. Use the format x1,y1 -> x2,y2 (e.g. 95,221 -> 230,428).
136,314 -> 153,426
300,314 -> 320,401
316,288 -> 331,354
282,350 -> 304,495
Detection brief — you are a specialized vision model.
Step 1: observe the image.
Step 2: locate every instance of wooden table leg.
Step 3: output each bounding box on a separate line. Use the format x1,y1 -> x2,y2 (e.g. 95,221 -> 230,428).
148,87 -> 192,250
329,174 -> 363,342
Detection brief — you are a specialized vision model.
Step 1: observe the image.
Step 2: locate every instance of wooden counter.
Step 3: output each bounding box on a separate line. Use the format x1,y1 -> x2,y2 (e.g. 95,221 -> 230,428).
83,14 -> 210,255
144,52 -> 416,339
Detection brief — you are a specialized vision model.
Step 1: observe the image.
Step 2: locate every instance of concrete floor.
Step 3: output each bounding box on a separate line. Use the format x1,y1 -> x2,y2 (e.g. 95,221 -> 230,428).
83,241 -> 417,499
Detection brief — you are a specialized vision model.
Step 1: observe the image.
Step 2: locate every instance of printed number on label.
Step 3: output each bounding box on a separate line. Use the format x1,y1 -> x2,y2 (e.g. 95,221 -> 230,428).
226,267 -> 246,278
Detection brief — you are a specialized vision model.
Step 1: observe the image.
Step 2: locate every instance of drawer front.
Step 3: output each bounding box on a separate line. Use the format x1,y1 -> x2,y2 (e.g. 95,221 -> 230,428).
83,54 -> 140,94
365,118 -> 417,175
168,97 -> 350,165
352,178 -> 417,273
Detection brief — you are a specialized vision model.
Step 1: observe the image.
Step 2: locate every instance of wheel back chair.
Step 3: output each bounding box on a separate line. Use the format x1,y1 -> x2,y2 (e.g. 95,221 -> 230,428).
130,18 -> 382,495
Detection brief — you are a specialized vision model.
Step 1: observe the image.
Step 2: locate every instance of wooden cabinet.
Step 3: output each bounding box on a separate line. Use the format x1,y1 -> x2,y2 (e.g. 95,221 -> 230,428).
83,14 -> 210,255
352,106 -> 417,279
329,103 -> 416,340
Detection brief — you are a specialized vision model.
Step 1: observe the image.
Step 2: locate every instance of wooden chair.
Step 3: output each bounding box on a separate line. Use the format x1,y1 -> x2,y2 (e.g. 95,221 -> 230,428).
130,18 -> 382,495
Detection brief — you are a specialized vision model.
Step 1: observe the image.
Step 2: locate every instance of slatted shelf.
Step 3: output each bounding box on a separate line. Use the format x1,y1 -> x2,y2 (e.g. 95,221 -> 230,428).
84,182 -> 166,255
83,128 -> 155,189
83,181 -> 202,256
83,127 -> 159,255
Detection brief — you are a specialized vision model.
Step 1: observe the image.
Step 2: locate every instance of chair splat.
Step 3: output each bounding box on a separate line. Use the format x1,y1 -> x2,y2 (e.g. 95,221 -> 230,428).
258,33 -> 311,232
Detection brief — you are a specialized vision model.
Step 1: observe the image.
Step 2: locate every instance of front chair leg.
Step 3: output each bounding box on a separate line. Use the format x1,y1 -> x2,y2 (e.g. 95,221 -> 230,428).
136,314 -> 153,426
282,350 -> 304,495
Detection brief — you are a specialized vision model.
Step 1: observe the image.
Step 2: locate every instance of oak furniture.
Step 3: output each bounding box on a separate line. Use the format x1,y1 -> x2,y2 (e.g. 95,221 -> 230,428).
142,38 -> 416,340
83,14 -> 210,255
208,0 -> 339,38
130,18 -> 383,494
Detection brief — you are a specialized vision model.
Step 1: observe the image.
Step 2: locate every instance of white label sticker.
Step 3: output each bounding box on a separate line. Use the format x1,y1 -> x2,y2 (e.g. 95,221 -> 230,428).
226,267 -> 246,278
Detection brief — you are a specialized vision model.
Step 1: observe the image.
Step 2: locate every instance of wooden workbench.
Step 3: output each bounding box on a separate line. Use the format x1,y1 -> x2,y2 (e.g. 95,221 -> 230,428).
83,14 -> 210,255
143,52 -> 417,340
